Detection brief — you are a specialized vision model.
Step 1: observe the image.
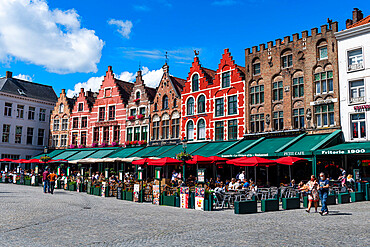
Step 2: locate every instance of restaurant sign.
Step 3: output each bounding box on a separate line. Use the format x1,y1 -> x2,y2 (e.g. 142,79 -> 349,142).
283,151 -> 306,156
320,149 -> 367,155
354,104 -> 370,111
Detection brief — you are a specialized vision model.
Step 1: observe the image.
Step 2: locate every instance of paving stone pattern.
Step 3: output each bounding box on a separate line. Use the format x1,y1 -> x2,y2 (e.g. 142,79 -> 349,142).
0,184 -> 369,246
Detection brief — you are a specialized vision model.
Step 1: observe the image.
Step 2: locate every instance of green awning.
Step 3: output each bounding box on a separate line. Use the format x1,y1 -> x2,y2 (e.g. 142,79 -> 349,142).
143,145 -> 177,157
129,146 -> 162,158
67,150 -> 97,161
279,133 -> 333,156
220,139 -> 259,157
194,141 -> 236,157
52,150 -> 80,160
315,142 -> 370,155
241,136 -> 296,157
158,142 -> 208,158
32,149 -> 66,159
109,147 -> 144,158
88,148 -> 119,159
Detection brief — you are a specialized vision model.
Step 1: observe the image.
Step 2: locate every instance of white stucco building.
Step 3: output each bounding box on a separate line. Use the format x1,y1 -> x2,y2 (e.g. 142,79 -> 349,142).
336,10 -> 370,142
0,71 -> 57,168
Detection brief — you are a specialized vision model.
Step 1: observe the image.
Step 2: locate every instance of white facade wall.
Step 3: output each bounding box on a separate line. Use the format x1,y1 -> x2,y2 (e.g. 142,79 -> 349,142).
336,23 -> 370,142
0,92 -> 55,159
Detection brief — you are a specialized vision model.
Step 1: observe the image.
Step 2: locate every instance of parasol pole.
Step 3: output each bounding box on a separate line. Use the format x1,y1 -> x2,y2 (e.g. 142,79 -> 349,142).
289,164 -> 292,182
254,165 -> 257,183
267,166 -> 269,186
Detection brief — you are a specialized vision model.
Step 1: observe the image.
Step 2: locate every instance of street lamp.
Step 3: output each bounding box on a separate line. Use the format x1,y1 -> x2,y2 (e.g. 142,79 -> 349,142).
181,137 -> 188,183
44,146 -> 48,154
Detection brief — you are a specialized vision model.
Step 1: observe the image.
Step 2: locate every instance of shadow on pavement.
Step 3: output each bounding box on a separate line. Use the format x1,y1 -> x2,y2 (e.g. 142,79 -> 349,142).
327,211 -> 352,216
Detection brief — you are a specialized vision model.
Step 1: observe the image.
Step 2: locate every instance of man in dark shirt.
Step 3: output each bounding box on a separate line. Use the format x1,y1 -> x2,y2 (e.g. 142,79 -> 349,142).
318,172 -> 330,215
42,168 -> 50,193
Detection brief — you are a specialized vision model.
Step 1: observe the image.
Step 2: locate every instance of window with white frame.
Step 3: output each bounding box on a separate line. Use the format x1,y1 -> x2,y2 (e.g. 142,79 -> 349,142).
61,134 -> 67,147
17,105 -> 24,118
314,71 -> 333,94
2,124 -> 10,143
348,48 -> 364,71
171,118 -> 180,138
53,118 -> 60,131
27,127 -> 33,145
62,118 -> 68,130
37,129 -> 44,145
252,61 -> 261,75
250,85 -> 264,105
15,126 -> 22,143
153,121 -> 160,140
319,46 -> 328,60
59,104 -> 64,113
273,111 -> 284,130
162,120 -> 169,139
349,79 -> 365,103
198,95 -> 205,113
282,54 -> 292,68
250,114 -> 264,133
293,108 -> 305,129
192,74 -> 199,92
215,98 -> 224,117
228,119 -> 238,140
215,121 -> 224,141
228,95 -> 237,115
293,77 -> 304,98
4,102 -> 12,117
28,106 -> 35,120
52,135 -> 59,147
315,104 -> 334,127
351,113 -> 366,139
222,71 -> 230,88
273,81 -> 283,101
186,121 -> 194,141
197,119 -> 205,140
187,97 -> 194,115
39,108 -> 46,121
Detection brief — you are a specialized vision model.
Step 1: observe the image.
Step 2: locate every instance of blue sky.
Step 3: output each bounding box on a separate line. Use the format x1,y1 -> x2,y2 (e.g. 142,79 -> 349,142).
0,0 -> 369,96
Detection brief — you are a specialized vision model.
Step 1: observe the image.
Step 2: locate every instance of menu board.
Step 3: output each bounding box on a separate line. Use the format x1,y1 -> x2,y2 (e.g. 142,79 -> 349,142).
195,187 -> 205,211
152,185 -> 160,205
133,184 -> 140,202
180,187 -> 189,209
197,169 -> 205,183
101,182 -> 107,197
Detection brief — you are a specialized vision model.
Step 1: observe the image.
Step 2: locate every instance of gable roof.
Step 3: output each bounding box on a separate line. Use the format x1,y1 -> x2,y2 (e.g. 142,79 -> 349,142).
85,91 -> 98,108
349,15 -> 370,28
67,97 -> 76,110
144,86 -> 157,102
202,67 -> 216,84
170,76 -> 186,95
115,79 -> 134,103
0,77 -> 57,103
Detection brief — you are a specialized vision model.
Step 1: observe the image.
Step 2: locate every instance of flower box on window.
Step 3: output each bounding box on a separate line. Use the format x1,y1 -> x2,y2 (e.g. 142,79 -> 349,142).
111,141 -> 118,147
70,144 -> 77,149
137,114 -> 144,120
130,140 -> 138,146
101,142 -> 108,147
128,116 -> 135,121
78,144 -> 85,149
133,98 -> 140,103
138,140 -> 147,146
92,142 -> 98,148
125,141 -> 131,147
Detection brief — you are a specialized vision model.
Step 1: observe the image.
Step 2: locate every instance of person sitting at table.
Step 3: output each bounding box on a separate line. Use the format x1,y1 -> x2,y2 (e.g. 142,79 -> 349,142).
249,180 -> 257,193
289,179 -> 297,188
215,177 -> 221,184
242,179 -> 250,189
228,178 -> 238,190
236,179 -> 242,189
214,183 -> 225,193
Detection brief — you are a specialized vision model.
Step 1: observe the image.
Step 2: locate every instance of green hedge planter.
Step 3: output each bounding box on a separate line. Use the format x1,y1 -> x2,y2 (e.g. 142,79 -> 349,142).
25,179 -> 31,186
350,192 -> 364,202
16,180 -> 20,185
326,194 -> 336,205
364,183 -> 370,201
125,191 -> 133,201
204,194 -> 214,211
282,196 -> 300,210
162,195 -> 176,207
338,193 -> 350,204
261,198 -> 279,212
234,200 -> 257,214
303,196 -> 308,208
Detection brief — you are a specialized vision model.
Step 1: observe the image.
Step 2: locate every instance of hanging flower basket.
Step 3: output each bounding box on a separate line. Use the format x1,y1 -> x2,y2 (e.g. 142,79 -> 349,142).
92,142 -> 98,148
137,114 -> 144,120
40,156 -> 51,163
133,98 -> 140,103
70,144 -> 77,149
176,152 -> 192,161
128,116 -> 135,121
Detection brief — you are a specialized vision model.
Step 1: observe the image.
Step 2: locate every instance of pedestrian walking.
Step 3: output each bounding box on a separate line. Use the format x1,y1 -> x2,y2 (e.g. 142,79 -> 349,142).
305,175 -> 319,213
318,172 -> 330,216
47,171 -> 57,194
42,168 -> 50,193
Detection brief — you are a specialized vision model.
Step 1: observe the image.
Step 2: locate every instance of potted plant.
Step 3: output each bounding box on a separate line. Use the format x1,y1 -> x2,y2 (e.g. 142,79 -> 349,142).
137,114 -> 144,120
78,144 -> 85,149
128,116 -> 135,121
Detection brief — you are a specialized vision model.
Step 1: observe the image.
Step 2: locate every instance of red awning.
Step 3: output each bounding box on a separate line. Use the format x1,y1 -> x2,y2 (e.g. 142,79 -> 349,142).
0,158 -> 14,162
208,156 -> 228,163
275,156 -> 308,166
132,158 -> 154,165
227,156 -> 276,167
187,155 -> 213,165
148,157 -> 182,166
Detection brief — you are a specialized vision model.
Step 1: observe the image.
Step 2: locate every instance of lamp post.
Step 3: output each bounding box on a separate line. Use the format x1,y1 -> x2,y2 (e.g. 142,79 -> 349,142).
181,137 -> 188,183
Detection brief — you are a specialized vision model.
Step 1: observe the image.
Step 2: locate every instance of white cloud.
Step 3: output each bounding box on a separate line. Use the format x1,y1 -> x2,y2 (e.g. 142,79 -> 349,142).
67,76 -> 104,98
108,19 -> 133,39
0,0 -> 104,74
14,74 -> 33,81
67,66 -> 163,97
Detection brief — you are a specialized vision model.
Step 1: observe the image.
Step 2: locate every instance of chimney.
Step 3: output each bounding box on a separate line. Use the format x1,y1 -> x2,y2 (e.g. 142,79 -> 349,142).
6,71 -> 12,78
80,88 -> 85,94
346,19 -> 353,29
353,8 -> 363,24
162,63 -> 169,74
61,89 -> 66,95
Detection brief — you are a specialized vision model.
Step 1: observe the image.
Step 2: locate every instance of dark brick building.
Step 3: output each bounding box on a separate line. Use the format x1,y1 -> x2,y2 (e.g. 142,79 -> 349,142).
150,63 -> 185,145
245,21 -> 340,135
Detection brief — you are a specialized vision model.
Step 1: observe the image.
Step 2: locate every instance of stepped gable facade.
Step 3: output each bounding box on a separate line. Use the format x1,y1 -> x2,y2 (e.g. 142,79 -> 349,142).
245,21 -> 340,135
181,49 -> 245,142
90,66 -> 134,147
125,69 -> 156,145
150,63 -> 185,145
50,89 -> 75,149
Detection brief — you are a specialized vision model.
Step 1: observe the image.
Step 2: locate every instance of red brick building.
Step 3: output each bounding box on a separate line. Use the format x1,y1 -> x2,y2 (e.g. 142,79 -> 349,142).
69,88 -> 96,147
125,70 -> 156,145
50,89 -> 75,149
89,66 -> 134,147
150,63 -> 185,145
181,49 -> 246,142
245,22 -> 340,135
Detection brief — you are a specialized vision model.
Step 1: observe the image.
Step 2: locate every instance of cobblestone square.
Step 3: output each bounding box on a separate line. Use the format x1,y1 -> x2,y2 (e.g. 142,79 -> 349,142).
0,184 -> 369,246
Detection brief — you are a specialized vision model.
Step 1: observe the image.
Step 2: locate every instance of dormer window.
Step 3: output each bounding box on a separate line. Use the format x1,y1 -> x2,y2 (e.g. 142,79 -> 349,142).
59,104 -> 64,113
136,91 -> 141,99
192,74 -> 199,92
78,103 -> 83,112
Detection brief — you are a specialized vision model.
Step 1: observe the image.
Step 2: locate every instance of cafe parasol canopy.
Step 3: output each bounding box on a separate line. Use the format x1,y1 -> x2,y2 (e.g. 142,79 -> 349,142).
275,156 -> 308,181
148,157 -> 182,166
208,156 -> 228,163
132,158 -> 155,166
186,155 -> 213,165
227,156 -> 277,183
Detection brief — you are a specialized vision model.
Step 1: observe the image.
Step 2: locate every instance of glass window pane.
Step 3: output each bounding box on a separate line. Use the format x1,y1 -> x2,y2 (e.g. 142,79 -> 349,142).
321,72 -> 326,80
314,74 -> 320,81
316,82 -> 321,94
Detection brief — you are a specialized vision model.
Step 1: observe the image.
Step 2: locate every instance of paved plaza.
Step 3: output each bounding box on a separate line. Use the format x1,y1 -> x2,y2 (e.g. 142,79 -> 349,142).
0,184 -> 369,246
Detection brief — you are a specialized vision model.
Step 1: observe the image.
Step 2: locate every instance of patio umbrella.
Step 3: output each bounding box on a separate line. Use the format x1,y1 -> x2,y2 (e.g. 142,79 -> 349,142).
0,158 -> 15,162
12,159 -> 28,163
148,157 -> 182,166
275,156 -> 308,181
132,158 -> 155,166
208,156 -> 228,163
227,156 -> 276,182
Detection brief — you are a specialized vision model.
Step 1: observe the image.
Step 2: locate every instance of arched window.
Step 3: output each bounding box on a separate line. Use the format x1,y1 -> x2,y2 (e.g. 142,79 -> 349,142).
187,97 -> 194,115
59,103 -> 64,113
197,119 -> 205,140
198,95 -> 205,113
187,121 -> 194,140
192,74 -> 199,92
163,95 -> 169,109
136,91 -> 140,99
